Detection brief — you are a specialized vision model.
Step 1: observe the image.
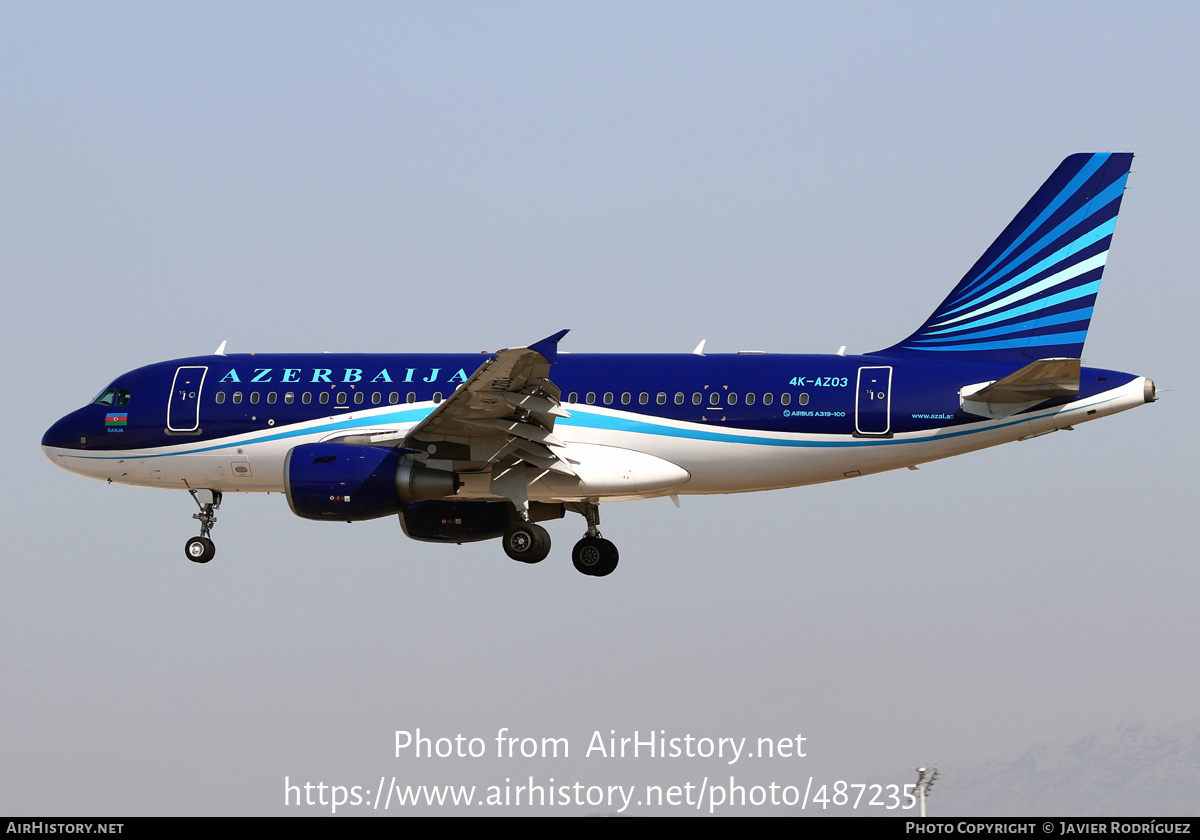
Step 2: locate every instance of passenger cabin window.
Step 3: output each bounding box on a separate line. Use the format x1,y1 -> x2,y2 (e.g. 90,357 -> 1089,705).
586,392 -> 596,405
285,392 -> 295,404
728,393 -> 737,405
319,392 -> 330,405
799,393 -> 809,405
763,393 -> 773,406
215,392 -> 226,405
656,393 -> 666,405
302,392 -> 312,405
336,392 -> 347,405
372,392 -> 381,405
621,392 -> 630,405
781,393 -> 791,406
567,392 -> 578,403
250,391 -> 260,405
267,392 -> 277,405
674,393 -> 684,405
389,392 -> 399,405
639,393 -> 649,405
603,392 -> 613,405
709,392 -> 720,406
433,392 -> 443,403
407,392 -> 416,404
354,392 -> 364,405
233,392 -> 243,405
745,393 -> 755,406
692,393 -> 702,405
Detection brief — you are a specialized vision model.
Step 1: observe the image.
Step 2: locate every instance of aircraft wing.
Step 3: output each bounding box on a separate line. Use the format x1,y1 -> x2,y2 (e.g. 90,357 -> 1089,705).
402,330 -> 577,480
959,358 -> 1080,419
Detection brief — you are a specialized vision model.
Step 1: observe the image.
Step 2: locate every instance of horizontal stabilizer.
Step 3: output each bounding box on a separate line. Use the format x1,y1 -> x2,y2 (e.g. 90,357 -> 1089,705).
960,358 -> 1080,419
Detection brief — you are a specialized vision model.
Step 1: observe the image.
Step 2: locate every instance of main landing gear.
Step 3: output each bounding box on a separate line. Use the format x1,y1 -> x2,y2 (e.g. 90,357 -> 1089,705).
572,536 -> 618,577
185,489 -> 222,564
502,520 -> 552,564
569,502 -> 618,577
502,502 -> 619,576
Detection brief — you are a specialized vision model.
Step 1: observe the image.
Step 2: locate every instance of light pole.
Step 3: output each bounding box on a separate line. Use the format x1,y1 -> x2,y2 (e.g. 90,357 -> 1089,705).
914,766 -> 940,817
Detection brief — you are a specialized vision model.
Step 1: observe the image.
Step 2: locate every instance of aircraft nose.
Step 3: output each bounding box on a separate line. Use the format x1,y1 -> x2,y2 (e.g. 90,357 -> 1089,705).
42,410 -> 89,451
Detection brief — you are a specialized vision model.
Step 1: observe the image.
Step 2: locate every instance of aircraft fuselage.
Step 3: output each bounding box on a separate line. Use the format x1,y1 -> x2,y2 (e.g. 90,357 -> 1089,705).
42,351 -> 1152,499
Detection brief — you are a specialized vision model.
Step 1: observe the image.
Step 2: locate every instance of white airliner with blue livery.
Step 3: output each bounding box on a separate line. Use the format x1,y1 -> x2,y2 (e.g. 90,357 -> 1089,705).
42,154 -> 1155,576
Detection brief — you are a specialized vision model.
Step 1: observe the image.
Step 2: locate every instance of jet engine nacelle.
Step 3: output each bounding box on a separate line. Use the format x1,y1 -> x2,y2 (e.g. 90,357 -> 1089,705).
284,442 -> 458,521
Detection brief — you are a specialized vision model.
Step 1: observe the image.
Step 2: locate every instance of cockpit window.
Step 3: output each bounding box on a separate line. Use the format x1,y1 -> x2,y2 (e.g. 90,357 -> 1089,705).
92,387 -> 131,407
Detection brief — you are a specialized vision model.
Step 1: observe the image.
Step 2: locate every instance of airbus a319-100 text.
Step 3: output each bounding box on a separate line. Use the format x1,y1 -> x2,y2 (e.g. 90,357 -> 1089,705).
42,154 -> 1155,577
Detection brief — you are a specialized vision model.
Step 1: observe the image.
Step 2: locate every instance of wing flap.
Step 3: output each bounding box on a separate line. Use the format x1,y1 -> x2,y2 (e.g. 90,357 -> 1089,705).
402,330 -> 576,503
456,418 -> 565,448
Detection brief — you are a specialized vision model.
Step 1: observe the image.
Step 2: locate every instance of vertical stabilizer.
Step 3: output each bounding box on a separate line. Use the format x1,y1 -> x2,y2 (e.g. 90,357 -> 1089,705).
873,153 -> 1133,363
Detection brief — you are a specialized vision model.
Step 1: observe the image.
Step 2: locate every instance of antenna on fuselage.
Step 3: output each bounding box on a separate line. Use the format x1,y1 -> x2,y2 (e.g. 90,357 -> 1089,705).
214,340 -> 228,356
692,339 -> 707,356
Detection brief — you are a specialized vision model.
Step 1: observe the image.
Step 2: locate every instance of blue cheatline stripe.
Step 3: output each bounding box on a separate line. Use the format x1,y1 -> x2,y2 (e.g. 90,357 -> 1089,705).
71,407 -> 437,459
61,387 -> 1129,467
556,394 -> 1127,445
910,306 -> 1094,344
950,175 -> 1127,307
953,153 -> 1109,300
939,219 -> 1115,320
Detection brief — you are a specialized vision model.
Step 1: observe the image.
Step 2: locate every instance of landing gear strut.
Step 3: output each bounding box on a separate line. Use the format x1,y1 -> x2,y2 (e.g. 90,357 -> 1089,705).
185,489 -> 222,564
569,502 -> 618,577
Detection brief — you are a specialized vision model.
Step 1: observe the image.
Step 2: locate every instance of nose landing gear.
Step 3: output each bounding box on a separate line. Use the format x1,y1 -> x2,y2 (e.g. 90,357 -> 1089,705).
185,489 -> 222,564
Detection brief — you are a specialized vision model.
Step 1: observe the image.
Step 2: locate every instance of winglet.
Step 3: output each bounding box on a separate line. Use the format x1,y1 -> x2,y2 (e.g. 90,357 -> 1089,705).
528,329 -> 570,365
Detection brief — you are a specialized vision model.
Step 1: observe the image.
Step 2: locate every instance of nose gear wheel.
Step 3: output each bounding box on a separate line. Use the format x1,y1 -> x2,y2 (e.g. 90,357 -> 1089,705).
185,490 -> 222,564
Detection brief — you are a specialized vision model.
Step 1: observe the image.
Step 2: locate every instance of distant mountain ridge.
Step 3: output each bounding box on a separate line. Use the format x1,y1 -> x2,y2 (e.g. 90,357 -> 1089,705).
928,719 -> 1200,817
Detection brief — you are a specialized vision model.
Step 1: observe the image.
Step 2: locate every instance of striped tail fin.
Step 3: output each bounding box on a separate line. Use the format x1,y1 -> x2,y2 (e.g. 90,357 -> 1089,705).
874,153 -> 1133,363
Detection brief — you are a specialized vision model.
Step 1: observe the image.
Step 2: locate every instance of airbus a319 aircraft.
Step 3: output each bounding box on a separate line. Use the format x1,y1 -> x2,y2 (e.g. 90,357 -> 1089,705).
42,154 -> 1154,577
